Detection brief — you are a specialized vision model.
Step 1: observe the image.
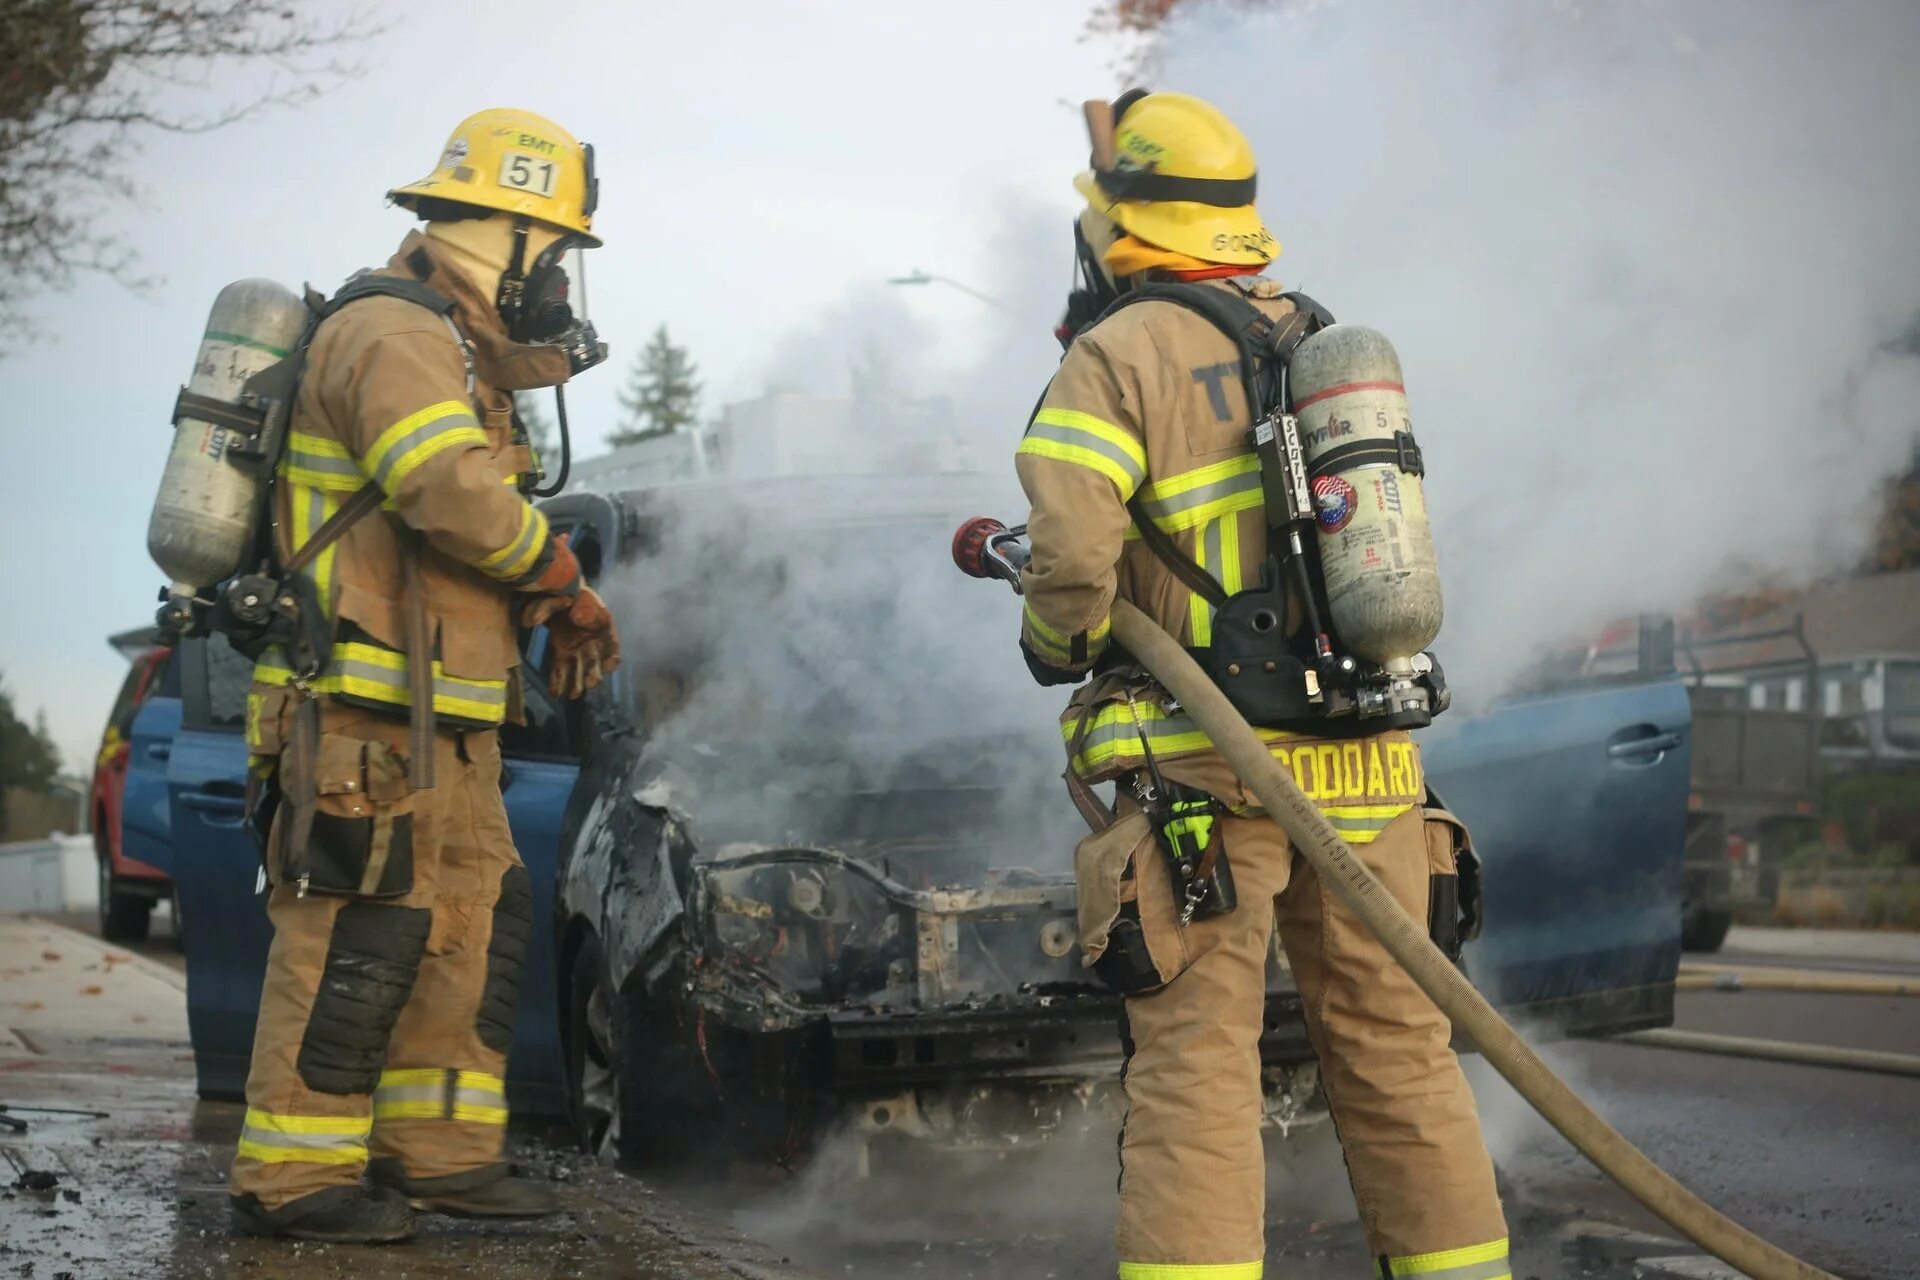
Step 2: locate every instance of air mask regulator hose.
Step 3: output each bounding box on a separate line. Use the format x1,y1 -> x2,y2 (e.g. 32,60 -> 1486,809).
1106,600 -> 1836,1280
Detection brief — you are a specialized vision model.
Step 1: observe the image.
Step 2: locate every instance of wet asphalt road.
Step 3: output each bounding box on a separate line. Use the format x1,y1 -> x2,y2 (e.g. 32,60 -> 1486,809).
714,929 -> 1920,1280
6,919 -> 1914,1279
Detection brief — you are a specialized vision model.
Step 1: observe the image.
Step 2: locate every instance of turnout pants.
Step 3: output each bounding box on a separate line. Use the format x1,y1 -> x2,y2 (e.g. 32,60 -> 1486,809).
1101,802 -> 1508,1279
229,708 -> 532,1209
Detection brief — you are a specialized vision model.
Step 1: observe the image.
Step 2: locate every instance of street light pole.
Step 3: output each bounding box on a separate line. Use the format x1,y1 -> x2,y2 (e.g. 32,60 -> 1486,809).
886,268 -> 1011,313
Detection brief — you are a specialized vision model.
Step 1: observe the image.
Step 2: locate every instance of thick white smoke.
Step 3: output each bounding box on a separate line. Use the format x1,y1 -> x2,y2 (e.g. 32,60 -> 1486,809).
1142,0 -> 1920,694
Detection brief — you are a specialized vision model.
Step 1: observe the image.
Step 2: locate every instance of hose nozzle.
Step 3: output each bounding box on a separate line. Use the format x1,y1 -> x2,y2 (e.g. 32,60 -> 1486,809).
952,516 -> 1031,590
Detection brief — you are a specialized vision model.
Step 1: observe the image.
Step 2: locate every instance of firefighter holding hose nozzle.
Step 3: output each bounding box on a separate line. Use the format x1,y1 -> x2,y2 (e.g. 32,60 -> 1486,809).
986,89 -> 1509,1279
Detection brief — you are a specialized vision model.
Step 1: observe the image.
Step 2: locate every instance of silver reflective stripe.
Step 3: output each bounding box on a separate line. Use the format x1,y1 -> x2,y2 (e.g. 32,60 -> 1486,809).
1077,710 -> 1209,756
332,658 -> 508,711
493,510 -> 545,582
1136,465 -> 1262,528
1024,420 -> 1147,488
370,413 -> 479,490
374,1083 -> 504,1108
288,448 -> 363,485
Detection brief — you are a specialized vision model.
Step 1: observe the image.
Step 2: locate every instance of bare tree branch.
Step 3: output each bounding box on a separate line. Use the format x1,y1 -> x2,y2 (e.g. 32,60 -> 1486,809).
0,0 -> 382,351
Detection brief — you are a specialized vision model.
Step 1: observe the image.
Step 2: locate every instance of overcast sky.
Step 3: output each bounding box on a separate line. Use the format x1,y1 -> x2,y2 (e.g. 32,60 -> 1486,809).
8,0 -> 1917,775
0,0 -> 1120,770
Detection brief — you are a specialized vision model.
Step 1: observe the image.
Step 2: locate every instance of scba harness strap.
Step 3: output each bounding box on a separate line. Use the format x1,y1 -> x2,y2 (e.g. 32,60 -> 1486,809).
215,273 -> 465,797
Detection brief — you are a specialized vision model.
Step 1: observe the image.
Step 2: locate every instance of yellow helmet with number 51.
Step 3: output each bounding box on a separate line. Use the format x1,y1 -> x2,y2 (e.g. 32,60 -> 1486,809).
389,108 -> 601,246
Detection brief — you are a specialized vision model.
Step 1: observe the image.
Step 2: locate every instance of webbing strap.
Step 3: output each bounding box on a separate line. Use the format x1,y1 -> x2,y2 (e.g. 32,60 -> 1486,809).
1128,493 -> 1229,608
1101,282 -> 1334,597
284,482 -> 382,574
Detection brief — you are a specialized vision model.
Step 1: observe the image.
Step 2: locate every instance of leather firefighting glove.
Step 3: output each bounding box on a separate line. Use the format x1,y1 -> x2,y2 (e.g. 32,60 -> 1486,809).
525,532 -> 585,597
521,587 -> 620,699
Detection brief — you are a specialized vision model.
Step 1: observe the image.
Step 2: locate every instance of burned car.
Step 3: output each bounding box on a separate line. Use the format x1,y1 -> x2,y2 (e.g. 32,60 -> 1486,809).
544,476 -> 1129,1164
536,473 -> 1689,1166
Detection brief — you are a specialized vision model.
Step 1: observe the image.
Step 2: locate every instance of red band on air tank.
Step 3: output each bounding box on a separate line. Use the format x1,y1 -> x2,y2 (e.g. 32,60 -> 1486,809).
1291,379 -> 1405,411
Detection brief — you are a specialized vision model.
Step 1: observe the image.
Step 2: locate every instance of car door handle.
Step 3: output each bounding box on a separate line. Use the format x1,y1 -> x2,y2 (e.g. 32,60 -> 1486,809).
146,743 -> 171,761
180,792 -> 248,825
1608,731 -> 1683,761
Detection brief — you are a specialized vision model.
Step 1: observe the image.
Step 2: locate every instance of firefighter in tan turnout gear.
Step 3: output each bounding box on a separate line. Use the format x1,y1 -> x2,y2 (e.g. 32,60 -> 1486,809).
226,109 -> 620,1243
1015,91 -> 1511,1279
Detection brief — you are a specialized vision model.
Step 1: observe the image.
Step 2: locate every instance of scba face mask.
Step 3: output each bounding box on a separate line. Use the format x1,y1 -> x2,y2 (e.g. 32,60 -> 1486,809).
518,239 -> 606,375
497,225 -> 608,376
1057,206 -> 1125,349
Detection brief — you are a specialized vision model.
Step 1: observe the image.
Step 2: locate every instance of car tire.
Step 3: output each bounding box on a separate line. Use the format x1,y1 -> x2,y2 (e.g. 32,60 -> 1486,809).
564,933 -> 701,1168
98,855 -> 153,943
1681,908 -> 1733,953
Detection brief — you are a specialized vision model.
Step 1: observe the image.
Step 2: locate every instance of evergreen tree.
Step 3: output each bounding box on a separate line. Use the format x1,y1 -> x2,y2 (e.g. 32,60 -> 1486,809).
0,676 -> 61,833
611,325 -> 702,444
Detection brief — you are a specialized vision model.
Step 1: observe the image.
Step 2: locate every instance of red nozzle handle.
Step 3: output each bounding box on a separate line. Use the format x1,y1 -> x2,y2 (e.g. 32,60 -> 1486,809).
952,516 -> 1009,579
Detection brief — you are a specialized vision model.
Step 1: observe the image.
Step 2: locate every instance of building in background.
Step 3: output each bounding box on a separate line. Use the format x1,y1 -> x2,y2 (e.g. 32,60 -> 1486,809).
569,391 -> 975,495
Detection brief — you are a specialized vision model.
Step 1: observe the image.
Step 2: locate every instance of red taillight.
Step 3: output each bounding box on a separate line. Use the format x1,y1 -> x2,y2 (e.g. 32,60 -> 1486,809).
1687,792 -> 1702,810
1725,833 -> 1749,864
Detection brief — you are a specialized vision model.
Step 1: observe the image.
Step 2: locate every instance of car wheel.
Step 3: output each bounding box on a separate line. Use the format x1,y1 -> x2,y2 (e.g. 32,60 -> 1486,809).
1681,908 -> 1733,953
566,935 -> 625,1162
565,932 -> 705,1168
98,856 -> 153,942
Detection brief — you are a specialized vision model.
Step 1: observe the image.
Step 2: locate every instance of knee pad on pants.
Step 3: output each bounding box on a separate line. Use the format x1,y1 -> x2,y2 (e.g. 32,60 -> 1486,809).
298,901 -> 431,1095
476,865 -> 532,1055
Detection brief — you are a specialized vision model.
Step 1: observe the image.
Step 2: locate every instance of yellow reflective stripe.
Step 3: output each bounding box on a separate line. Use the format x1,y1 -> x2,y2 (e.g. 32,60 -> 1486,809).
373,1070 -> 509,1126
242,1108 -> 370,1135
1219,512 -> 1243,600
235,1107 -> 370,1167
1022,600 -> 1111,665
313,487 -> 338,613
289,431 -> 352,459
475,502 -> 549,581
1031,407 -> 1147,470
253,643 -> 508,726
1118,1263 -> 1262,1280
365,400 -> 485,492
1378,1238 -> 1511,1280
1017,435 -> 1143,497
236,1140 -> 368,1165
1134,453 -> 1265,534
1019,408 -> 1148,498
246,691 -> 265,750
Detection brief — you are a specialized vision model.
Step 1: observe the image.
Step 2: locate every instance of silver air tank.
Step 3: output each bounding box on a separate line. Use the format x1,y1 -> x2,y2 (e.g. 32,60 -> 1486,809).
147,279 -> 307,601
1288,325 -> 1443,672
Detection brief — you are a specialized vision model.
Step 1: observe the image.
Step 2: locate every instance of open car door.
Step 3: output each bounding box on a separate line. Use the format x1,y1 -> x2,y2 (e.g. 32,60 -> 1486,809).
1421,622 -> 1690,1036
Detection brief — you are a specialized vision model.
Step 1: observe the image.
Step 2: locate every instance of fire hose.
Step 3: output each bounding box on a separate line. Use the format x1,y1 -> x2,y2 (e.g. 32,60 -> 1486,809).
1101,598 -> 1834,1280
953,510 -> 1835,1279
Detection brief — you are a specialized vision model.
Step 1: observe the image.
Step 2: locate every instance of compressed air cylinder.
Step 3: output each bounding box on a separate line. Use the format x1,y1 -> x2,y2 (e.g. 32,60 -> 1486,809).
147,279 -> 308,597
1288,325 -> 1442,671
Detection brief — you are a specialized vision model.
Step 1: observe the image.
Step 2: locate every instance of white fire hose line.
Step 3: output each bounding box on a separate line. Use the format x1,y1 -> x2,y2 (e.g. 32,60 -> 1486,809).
1617,1029 -> 1920,1079
1675,966 -> 1920,997
1108,600 -> 1839,1280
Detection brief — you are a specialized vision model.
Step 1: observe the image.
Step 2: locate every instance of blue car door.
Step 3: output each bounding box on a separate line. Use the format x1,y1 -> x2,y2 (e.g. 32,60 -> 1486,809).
120,651 -> 182,875
494,628 -> 581,1117
168,634 -> 271,1100
1421,667 -> 1691,1032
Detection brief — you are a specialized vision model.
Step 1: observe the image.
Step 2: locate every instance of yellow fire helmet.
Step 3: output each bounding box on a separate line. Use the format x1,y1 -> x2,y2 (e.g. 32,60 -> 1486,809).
1073,91 -> 1275,266
389,108 -> 601,246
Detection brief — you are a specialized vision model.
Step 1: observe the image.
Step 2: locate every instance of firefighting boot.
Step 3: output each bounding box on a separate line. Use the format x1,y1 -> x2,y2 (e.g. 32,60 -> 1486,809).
229,1184 -> 416,1243
367,1158 -> 560,1219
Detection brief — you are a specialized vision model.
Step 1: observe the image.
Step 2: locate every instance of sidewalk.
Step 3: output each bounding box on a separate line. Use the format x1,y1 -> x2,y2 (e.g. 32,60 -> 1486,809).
0,914 -> 811,1280
1723,924 -> 1920,970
